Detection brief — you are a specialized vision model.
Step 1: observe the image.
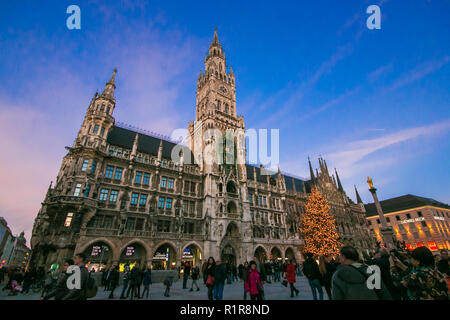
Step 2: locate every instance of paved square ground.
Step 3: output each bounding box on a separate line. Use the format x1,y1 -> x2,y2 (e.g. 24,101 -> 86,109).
0,275 -> 329,300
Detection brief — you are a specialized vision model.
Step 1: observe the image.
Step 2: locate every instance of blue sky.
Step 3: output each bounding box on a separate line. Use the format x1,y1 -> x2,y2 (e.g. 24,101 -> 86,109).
0,0 -> 449,239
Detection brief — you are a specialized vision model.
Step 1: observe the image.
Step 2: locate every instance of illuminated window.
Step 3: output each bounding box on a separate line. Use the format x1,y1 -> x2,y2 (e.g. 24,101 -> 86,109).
64,212 -> 74,227
73,184 -> 82,197
81,159 -> 89,172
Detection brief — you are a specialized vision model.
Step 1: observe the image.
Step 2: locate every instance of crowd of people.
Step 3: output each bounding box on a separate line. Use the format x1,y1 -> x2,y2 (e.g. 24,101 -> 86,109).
1,246 -> 448,300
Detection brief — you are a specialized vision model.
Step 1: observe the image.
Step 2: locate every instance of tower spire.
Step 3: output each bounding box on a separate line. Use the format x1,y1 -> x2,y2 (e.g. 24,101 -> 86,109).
335,168 -> 344,193
308,156 -> 316,184
354,185 -> 363,204
212,27 -> 219,45
101,68 -> 117,99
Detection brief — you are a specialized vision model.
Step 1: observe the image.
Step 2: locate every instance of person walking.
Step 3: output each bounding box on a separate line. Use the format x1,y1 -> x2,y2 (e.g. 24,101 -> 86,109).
141,266 -> 152,299
62,253 -> 89,300
331,246 -> 392,300
201,261 -> 208,284
302,253 -> 324,300
401,246 -> 449,300
102,266 -> 111,291
242,262 -> 250,300
182,262 -> 191,289
213,259 -> 227,300
108,265 -> 120,299
319,255 -> 337,300
232,264 -> 238,282
127,262 -> 142,300
119,263 -> 131,299
247,261 -> 264,300
375,248 -> 400,300
286,259 -> 299,298
204,257 -> 216,300
41,259 -> 73,300
190,265 -> 200,292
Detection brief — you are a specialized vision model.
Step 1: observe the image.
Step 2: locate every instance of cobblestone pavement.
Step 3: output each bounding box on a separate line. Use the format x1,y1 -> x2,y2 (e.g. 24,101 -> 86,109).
0,275 -> 330,300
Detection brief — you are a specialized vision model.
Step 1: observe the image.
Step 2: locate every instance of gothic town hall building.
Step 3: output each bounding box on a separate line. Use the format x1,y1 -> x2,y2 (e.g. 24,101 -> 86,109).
30,30 -> 376,271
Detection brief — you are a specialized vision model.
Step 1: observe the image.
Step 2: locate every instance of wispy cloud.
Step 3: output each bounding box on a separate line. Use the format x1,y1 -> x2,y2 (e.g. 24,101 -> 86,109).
325,119 -> 450,178
368,63 -> 393,83
387,56 -> 450,92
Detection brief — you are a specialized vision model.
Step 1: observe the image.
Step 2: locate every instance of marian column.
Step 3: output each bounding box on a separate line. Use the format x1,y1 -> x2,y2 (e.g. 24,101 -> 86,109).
367,177 -> 395,249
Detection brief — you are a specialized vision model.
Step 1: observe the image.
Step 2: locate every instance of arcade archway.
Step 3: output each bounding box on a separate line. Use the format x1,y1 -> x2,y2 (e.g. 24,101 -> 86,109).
182,244 -> 202,268
152,243 -> 177,270
221,244 -> 237,266
83,241 -> 112,272
119,242 -> 147,271
270,247 -> 282,261
254,246 -> 267,263
285,247 -> 295,262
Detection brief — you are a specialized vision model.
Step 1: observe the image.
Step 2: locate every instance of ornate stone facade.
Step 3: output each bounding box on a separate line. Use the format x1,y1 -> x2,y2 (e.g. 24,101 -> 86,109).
30,29 -> 376,270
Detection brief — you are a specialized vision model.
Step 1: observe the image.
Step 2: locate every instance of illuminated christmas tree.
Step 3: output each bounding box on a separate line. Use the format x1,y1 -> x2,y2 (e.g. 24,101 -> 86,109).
300,187 -> 341,256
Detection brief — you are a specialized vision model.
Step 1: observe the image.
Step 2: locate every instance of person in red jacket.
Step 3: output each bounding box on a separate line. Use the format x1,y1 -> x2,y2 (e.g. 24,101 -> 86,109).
286,259 -> 299,297
247,261 -> 264,300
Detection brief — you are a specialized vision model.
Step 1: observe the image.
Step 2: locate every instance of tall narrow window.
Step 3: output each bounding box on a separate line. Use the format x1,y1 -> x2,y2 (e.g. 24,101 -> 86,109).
99,189 -> 109,201
160,177 -> 167,188
114,168 -> 123,180
64,212 -> 74,227
105,166 -> 114,178
143,173 -> 150,185
109,190 -> 118,203
100,104 -> 105,111
81,159 -> 89,172
84,184 -> 90,197
73,184 -> 82,197
106,105 -> 111,114
166,198 -> 172,209
139,194 -> 147,206
135,172 -> 143,184
131,193 -> 139,205
100,127 -> 105,137
168,178 -> 174,190
91,161 -> 97,174
93,125 -> 99,134
158,197 -> 165,209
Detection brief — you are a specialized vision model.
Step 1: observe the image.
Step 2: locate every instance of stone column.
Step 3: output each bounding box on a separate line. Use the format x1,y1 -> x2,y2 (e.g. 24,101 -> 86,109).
367,177 -> 395,249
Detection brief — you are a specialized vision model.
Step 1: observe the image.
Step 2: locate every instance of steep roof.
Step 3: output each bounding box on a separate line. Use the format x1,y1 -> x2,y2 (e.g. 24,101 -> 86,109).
364,194 -> 450,217
107,125 -> 194,163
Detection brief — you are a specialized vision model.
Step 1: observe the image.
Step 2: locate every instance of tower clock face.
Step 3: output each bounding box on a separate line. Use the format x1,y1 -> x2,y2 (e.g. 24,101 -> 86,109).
218,85 -> 228,95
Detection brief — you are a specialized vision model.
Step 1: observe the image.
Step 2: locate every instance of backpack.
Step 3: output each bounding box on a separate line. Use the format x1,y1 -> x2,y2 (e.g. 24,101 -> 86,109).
85,273 -> 98,299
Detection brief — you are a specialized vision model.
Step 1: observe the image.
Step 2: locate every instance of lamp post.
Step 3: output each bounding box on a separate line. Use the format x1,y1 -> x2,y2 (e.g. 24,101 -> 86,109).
367,177 -> 395,249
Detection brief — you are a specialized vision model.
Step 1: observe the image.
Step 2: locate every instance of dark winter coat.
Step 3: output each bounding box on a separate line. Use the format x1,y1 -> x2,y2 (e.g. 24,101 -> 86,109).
331,263 -> 392,300
214,264 -> 227,285
302,257 -> 322,281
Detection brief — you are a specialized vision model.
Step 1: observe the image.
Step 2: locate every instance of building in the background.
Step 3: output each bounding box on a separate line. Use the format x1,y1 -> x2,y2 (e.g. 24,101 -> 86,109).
30,29 -> 376,271
7,232 -> 31,269
0,217 -> 15,268
365,194 -> 450,252
0,217 -> 31,269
